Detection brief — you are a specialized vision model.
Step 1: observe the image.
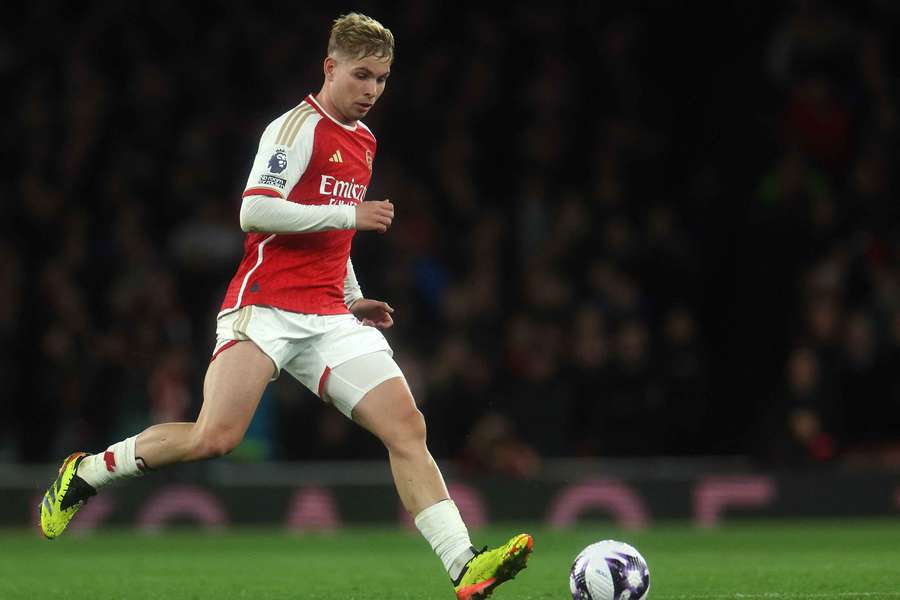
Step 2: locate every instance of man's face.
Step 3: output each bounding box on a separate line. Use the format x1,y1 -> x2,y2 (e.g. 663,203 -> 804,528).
326,53 -> 391,122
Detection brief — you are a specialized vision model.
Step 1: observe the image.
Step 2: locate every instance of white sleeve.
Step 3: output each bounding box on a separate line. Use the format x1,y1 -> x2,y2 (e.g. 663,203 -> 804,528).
244,105 -> 321,198
344,258 -> 364,309
240,195 -> 356,233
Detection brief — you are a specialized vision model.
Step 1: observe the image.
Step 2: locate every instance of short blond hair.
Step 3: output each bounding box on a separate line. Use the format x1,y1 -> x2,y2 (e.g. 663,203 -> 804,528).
328,13 -> 394,61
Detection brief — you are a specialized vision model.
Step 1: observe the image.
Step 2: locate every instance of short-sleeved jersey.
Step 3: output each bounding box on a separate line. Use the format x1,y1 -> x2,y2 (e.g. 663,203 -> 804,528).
219,94 -> 377,317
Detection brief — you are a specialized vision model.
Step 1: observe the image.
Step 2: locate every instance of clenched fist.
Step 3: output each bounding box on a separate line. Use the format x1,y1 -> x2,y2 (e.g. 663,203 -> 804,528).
355,199 -> 394,233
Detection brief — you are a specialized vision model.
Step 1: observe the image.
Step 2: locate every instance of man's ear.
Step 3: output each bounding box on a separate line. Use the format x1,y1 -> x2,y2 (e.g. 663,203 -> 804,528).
324,56 -> 337,81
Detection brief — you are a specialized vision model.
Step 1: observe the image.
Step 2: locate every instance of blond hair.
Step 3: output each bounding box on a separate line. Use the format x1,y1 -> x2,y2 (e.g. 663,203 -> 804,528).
328,13 -> 394,61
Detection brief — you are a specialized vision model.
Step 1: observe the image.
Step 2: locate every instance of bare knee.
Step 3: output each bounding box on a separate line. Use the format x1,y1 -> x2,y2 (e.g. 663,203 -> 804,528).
380,402 -> 428,457
188,425 -> 243,460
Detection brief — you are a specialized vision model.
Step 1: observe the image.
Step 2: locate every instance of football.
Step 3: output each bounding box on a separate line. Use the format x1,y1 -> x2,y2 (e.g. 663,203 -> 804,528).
569,539 -> 651,600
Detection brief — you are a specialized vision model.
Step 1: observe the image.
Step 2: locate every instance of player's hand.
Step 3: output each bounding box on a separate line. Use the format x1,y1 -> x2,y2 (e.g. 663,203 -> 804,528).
350,298 -> 394,329
355,199 -> 394,233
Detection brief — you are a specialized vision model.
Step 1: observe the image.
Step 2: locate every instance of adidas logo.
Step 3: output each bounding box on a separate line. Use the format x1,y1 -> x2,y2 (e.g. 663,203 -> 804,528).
328,149 -> 344,163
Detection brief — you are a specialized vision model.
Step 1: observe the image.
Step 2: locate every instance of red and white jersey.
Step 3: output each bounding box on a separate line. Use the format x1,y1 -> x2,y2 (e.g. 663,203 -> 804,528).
219,95 -> 377,316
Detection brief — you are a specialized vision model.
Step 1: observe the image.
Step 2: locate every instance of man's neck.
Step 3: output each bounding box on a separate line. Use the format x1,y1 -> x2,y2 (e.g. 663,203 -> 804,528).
315,87 -> 356,126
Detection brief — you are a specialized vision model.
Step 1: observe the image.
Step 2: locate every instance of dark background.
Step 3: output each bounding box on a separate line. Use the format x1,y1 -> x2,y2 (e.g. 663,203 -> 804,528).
2,0 -> 898,471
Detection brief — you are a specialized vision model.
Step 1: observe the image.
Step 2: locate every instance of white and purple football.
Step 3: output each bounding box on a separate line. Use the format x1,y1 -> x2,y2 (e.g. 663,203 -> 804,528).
569,540 -> 651,600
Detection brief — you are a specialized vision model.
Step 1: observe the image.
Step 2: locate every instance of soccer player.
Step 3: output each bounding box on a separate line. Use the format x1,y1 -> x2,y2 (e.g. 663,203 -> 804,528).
39,12 -> 531,600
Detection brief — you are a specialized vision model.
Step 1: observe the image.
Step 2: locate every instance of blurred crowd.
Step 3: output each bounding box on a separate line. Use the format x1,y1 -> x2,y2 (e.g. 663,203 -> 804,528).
2,1 -> 898,471
754,1 -> 900,465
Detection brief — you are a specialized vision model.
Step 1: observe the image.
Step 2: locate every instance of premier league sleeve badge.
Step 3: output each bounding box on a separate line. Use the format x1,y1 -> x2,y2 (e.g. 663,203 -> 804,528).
267,149 -> 288,174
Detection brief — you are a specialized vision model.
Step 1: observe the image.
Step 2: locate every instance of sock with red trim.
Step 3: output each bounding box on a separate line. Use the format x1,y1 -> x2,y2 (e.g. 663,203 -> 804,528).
76,435 -> 146,489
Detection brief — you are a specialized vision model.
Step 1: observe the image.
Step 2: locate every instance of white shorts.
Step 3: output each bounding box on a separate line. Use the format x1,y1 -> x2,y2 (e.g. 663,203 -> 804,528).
213,305 -> 400,418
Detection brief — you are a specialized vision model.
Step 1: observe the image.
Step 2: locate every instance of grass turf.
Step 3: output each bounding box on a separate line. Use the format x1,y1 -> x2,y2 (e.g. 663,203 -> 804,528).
1,519 -> 899,599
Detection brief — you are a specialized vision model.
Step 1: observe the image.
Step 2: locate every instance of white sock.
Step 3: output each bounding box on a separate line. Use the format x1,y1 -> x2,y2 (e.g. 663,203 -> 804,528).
414,499 -> 476,583
76,435 -> 146,489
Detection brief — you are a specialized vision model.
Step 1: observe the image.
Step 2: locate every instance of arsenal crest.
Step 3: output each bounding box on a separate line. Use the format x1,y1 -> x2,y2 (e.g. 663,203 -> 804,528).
365,150 -> 373,172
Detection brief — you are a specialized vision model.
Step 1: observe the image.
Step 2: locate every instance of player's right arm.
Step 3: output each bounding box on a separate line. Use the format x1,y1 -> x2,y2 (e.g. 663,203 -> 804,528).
240,195 -> 394,234
238,109 -> 393,234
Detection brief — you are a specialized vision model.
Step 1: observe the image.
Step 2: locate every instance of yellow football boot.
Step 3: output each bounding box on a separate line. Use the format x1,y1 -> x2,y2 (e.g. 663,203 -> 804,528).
39,452 -> 96,539
454,533 -> 533,599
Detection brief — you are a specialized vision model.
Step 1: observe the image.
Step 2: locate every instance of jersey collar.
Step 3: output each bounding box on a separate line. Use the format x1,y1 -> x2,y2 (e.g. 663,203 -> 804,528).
307,94 -> 358,132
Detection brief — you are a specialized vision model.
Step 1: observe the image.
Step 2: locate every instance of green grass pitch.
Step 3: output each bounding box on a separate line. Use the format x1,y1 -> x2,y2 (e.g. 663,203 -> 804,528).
1,519 -> 899,599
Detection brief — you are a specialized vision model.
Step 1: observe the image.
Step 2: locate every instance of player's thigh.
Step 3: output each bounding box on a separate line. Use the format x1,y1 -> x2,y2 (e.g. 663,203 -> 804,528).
196,340 -> 275,437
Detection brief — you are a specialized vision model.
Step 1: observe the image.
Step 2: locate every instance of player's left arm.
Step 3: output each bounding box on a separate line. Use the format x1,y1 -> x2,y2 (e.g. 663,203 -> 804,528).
345,258 -> 394,329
